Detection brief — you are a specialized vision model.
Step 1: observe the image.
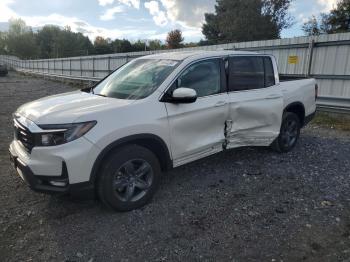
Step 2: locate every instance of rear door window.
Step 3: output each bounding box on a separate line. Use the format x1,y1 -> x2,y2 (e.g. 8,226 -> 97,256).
228,56 -> 265,91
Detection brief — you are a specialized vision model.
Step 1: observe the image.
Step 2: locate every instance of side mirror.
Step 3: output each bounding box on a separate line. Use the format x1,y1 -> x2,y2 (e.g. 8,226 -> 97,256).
171,87 -> 197,104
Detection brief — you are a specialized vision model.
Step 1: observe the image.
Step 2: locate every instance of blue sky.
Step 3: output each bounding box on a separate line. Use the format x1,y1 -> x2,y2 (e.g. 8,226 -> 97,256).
0,0 -> 338,42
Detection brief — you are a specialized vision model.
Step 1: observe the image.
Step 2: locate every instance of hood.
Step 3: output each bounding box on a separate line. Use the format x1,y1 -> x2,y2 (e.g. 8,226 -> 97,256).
16,91 -> 135,124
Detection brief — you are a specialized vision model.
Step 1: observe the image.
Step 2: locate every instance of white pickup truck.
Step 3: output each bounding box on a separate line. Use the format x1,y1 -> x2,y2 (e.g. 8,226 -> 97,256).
9,51 -> 317,211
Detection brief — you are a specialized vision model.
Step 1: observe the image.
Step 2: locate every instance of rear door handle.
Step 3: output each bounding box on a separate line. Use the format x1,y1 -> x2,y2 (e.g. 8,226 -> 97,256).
215,101 -> 227,107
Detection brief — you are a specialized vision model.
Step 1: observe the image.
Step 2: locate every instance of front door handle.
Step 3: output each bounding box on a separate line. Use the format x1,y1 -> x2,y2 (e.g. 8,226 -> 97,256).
215,101 -> 227,107
266,94 -> 281,99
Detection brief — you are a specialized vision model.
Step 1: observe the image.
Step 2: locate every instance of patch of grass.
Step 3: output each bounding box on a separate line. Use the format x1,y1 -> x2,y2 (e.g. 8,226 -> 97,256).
311,112 -> 350,131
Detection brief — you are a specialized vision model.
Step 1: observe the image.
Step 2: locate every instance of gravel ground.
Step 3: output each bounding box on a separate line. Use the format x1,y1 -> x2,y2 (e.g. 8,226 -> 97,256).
1,72 -> 350,262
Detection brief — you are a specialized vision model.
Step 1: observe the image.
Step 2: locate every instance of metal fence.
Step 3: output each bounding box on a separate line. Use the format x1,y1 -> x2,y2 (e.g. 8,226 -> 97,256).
1,32 -> 350,113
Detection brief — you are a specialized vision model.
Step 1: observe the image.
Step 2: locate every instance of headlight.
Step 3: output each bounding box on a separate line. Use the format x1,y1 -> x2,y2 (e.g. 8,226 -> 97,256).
36,121 -> 97,146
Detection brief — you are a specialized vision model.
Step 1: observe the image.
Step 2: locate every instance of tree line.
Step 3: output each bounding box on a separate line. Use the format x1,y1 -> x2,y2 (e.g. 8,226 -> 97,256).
0,19 -> 169,59
0,18 -> 196,59
0,0 -> 349,59
302,0 -> 350,36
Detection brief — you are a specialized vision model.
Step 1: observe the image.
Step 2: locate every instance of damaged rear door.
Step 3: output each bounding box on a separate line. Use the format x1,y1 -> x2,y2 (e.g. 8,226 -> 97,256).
225,55 -> 283,149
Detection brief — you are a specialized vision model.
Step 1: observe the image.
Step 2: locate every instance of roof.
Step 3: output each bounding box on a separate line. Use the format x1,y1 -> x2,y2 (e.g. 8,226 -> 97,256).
142,50 -> 258,61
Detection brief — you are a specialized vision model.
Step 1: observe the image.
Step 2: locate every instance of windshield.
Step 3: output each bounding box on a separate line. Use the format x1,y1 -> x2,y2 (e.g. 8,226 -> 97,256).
93,59 -> 180,100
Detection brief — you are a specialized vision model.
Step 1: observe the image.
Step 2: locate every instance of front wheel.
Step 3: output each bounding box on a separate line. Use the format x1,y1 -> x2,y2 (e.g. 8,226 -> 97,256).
271,112 -> 301,153
97,144 -> 161,211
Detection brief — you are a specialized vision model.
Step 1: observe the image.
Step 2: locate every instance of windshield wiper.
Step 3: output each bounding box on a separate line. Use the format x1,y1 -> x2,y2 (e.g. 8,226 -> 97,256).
81,85 -> 96,94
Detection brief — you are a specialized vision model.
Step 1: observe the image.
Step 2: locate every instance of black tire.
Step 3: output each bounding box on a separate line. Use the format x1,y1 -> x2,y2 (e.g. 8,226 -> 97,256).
97,144 -> 161,211
271,112 -> 301,153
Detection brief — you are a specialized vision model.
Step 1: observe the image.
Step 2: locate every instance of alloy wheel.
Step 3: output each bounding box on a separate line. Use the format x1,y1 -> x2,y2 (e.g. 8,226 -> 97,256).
281,119 -> 298,148
113,159 -> 153,202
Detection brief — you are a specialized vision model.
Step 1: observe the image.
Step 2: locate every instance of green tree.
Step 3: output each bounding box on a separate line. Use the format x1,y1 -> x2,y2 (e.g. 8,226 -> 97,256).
324,0 -> 350,33
36,25 -> 61,58
302,0 -> 350,36
0,31 -> 7,55
74,32 -> 94,56
302,15 -> 322,36
184,42 -> 199,48
166,29 -> 184,49
202,0 -> 294,43
56,26 -> 92,57
6,18 -> 39,59
202,13 -> 221,44
111,39 -> 133,53
132,40 -> 147,51
36,25 -> 94,58
93,36 -> 112,54
148,39 -> 163,50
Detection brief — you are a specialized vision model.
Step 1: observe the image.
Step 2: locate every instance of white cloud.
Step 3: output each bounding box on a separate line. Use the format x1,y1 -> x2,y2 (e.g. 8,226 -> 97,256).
153,12 -> 167,26
98,0 -> 114,6
147,28 -> 202,42
182,28 -> 203,39
0,0 -> 17,22
39,14 -> 155,40
160,0 -> 216,28
99,0 -> 140,9
146,32 -> 167,40
290,0 -> 339,27
143,0 -> 215,29
144,1 -> 160,15
144,1 -> 168,26
118,0 -> 140,9
317,0 -> 338,12
1,11 -> 154,40
0,0 -> 147,40
100,6 -> 124,21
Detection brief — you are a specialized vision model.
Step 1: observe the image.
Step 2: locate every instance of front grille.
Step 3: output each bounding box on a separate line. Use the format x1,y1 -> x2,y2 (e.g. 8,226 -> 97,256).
14,119 -> 35,153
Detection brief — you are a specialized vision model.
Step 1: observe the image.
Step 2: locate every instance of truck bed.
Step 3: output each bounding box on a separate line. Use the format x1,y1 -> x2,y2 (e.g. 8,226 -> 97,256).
279,76 -> 317,117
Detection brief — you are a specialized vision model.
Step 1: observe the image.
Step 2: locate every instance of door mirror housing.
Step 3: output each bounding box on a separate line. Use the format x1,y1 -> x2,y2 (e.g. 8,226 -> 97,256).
168,87 -> 197,104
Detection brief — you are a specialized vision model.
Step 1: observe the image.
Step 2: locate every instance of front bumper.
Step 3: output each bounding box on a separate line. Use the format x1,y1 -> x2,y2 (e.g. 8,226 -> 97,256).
9,150 -> 95,198
9,138 -> 99,198
9,151 -> 70,194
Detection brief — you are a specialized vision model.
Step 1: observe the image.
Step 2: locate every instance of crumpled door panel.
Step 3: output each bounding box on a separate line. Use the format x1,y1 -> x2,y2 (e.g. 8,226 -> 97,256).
225,91 -> 283,149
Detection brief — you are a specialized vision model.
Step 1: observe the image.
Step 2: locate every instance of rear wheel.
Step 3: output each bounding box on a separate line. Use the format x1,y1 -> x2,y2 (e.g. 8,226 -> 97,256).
97,144 -> 161,211
271,112 -> 301,153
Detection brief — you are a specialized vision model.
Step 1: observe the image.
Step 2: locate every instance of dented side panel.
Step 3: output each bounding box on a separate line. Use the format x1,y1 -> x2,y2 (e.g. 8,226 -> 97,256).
226,86 -> 284,149
166,93 -> 229,167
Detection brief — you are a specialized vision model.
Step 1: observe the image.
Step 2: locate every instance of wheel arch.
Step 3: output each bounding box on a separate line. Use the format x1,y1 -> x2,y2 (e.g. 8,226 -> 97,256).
284,102 -> 305,126
89,134 -> 172,185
